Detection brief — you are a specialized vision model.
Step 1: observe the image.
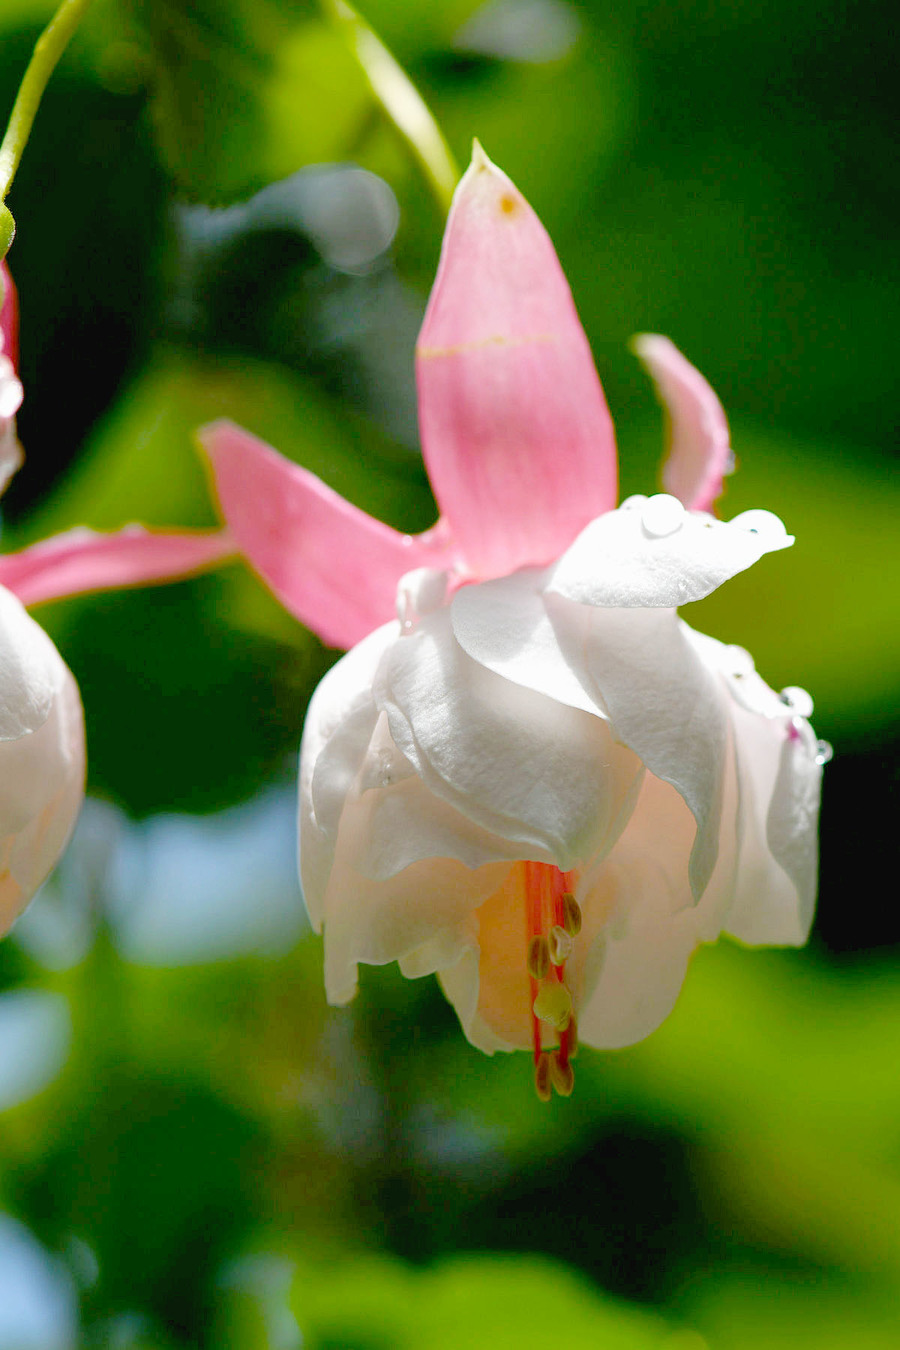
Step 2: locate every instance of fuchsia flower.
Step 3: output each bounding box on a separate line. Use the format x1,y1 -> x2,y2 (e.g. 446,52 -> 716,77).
200,144 -> 824,1099
0,261 -> 233,934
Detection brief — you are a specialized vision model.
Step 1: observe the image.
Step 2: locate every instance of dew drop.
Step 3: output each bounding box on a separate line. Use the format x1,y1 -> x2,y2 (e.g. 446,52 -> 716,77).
815,739 -> 833,766
641,493 -> 685,538
779,685 -> 814,718
730,508 -> 788,538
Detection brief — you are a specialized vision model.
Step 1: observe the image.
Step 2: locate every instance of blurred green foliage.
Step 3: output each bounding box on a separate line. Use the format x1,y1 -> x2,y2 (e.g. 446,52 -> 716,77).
0,0 -> 896,1346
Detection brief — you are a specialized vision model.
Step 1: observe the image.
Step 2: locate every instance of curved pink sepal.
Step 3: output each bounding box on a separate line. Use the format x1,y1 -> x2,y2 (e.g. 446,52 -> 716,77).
416,143 -> 617,580
0,525 -> 234,607
1,262 -> 17,367
200,420 -> 455,650
633,334 -> 732,514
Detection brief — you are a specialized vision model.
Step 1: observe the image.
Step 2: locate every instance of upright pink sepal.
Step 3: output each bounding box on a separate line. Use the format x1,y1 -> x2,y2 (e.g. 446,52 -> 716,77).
633,335 -> 732,514
416,143 -> 617,580
0,525 -> 234,607
0,262 -> 17,367
200,420 -> 455,650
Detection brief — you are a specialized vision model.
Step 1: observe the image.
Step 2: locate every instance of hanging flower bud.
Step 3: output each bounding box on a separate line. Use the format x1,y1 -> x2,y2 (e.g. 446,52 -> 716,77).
0,584 -> 83,933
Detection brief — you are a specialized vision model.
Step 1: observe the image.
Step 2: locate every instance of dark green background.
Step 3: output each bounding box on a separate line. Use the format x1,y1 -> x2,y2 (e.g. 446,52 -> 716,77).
0,0 -> 896,1345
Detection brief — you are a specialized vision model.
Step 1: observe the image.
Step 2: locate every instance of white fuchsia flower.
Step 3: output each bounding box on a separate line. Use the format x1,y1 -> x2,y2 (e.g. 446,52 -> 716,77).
0,261 -> 234,934
200,144 -> 825,1098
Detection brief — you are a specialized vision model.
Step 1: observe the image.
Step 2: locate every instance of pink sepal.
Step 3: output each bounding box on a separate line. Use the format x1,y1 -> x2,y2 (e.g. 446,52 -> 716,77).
416,143 -> 617,580
200,420 -> 456,650
1,262 -> 17,367
0,525 -> 234,607
633,334 -> 732,514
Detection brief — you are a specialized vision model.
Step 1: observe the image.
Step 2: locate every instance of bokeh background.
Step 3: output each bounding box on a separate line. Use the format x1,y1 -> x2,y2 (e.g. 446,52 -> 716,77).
0,0 -> 897,1345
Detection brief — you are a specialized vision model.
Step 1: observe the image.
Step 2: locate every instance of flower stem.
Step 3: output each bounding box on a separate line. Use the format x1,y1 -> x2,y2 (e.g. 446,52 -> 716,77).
323,0 -> 458,216
0,0 -> 93,210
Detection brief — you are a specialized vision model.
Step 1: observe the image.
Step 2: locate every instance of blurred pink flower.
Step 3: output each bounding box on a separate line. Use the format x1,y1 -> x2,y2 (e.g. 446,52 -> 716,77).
200,145 -> 824,1098
0,262 -> 234,933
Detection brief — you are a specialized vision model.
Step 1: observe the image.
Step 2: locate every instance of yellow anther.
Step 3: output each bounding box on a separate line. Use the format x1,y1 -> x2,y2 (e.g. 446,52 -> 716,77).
532,981 -> 572,1031
550,1050 -> 575,1097
526,935 -> 550,981
562,892 -> 582,936
548,924 -> 573,966
534,1052 -> 552,1102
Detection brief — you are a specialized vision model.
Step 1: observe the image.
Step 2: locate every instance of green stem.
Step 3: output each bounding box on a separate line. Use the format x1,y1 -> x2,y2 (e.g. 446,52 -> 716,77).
0,0 -> 93,203
324,0 -> 458,216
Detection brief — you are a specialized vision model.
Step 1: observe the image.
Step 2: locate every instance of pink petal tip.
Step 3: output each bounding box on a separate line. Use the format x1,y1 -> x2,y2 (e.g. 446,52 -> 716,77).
416,142 -> 617,580
632,334 -> 733,514
0,525 -> 234,608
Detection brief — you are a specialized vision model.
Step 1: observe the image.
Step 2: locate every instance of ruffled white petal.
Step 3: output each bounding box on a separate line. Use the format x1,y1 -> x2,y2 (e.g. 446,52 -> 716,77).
571,774 -> 699,1048
298,622 -> 399,930
450,567 -> 601,716
546,495 -> 793,609
350,717 -> 527,878
571,608 -> 728,900
373,607 -> 641,870
322,842 -> 508,1005
687,629 -> 822,946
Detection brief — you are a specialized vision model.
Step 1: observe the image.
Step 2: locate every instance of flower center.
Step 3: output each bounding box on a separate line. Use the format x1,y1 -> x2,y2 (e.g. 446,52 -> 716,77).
523,861 -> 582,1101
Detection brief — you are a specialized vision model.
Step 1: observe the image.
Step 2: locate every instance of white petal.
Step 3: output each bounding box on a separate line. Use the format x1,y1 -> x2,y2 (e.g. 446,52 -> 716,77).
450,567 -> 602,716
563,607 -> 728,900
438,947 -> 519,1056
763,724 -> 822,941
350,721 -> 527,878
685,627 -> 821,944
321,843 -> 508,1006
546,498 -> 793,609
571,775 -> 701,1048
374,608 -> 640,870
298,622 -> 398,930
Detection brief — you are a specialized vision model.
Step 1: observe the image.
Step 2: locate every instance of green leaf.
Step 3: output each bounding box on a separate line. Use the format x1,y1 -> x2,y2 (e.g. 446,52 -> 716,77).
282,1252 -> 682,1350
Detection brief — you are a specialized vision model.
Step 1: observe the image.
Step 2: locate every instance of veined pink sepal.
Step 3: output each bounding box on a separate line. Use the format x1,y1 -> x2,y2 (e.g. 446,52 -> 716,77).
0,525 -> 234,607
416,142 -> 617,580
200,420 -> 456,650
632,334 -> 732,514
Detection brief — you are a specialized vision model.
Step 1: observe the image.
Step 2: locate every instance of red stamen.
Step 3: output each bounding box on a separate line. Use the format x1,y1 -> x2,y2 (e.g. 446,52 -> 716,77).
524,861 -> 543,1064
524,862 -> 578,1064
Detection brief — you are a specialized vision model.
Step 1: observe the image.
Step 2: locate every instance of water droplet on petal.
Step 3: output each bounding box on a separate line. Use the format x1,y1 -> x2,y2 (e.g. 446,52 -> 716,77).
641,493 -> 685,537
815,739 -> 833,766
730,508 -> 788,537
779,685 -> 814,718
